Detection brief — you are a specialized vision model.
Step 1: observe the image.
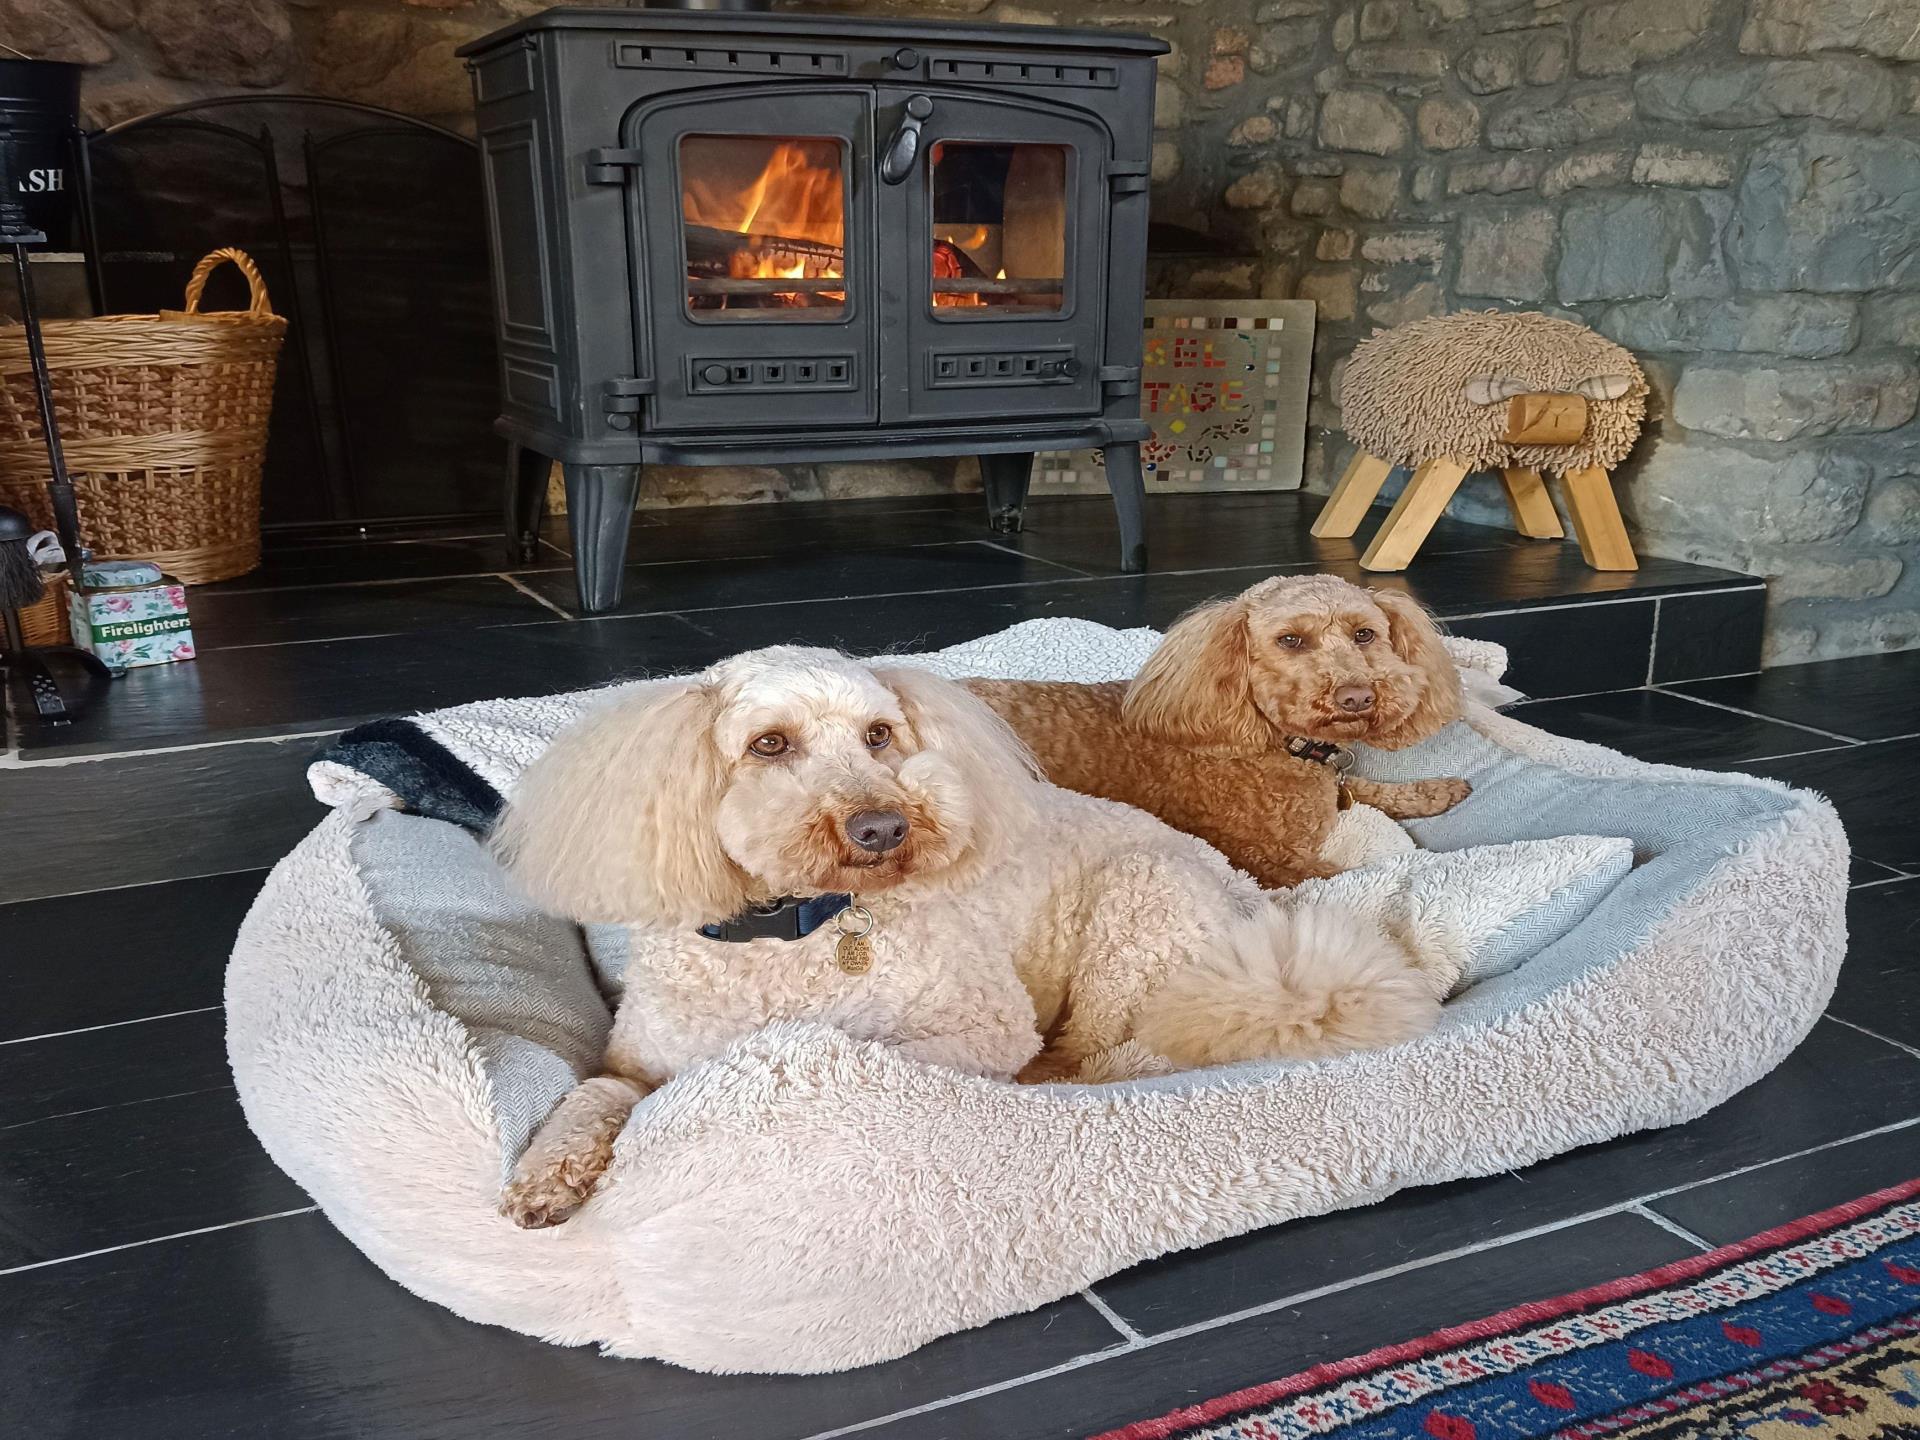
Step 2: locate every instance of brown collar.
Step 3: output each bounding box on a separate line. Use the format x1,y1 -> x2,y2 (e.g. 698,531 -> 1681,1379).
1283,737 -> 1357,810
1283,736 -> 1349,767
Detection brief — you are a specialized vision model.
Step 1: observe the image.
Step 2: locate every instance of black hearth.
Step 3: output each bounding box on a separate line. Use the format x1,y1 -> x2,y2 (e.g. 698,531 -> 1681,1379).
459,3 -> 1166,612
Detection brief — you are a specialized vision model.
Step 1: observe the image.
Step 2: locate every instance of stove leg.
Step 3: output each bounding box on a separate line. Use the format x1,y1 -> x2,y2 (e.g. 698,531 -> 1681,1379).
979,452 -> 1033,534
1103,441 -> 1148,573
562,462 -> 641,614
506,443 -> 550,566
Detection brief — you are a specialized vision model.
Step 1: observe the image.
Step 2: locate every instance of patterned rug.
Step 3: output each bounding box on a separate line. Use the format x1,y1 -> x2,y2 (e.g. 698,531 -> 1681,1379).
1097,1179 -> 1920,1440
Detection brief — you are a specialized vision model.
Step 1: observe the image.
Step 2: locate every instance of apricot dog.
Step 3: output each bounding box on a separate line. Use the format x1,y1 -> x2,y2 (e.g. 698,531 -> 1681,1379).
968,575 -> 1471,888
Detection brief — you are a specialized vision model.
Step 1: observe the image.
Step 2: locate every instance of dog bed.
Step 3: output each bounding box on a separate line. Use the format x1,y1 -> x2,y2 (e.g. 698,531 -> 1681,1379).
228,620 -> 1848,1374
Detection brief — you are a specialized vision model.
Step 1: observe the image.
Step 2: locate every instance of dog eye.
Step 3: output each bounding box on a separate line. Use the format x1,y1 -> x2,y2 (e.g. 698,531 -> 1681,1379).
1277,634 -> 1304,650
865,722 -> 892,750
748,732 -> 789,757
1353,627 -> 1376,646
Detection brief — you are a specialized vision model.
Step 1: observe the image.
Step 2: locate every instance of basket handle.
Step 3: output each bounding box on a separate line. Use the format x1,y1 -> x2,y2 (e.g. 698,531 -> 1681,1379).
182,248 -> 273,319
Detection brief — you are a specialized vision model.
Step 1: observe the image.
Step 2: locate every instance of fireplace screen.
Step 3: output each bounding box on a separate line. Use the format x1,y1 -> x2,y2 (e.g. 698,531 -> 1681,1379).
680,134 -> 847,318
930,141 -> 1066,314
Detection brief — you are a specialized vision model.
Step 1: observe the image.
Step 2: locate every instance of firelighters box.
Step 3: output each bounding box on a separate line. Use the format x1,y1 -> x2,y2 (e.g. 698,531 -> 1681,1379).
67,561 -> 197,668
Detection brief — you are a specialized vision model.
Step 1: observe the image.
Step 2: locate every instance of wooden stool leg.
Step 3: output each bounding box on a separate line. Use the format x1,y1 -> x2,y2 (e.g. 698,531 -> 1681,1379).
1559,464 -> 1637,571
1311,451 -> 1395,538
1360,456 -> 1469,571
1498,466 -> 1564,539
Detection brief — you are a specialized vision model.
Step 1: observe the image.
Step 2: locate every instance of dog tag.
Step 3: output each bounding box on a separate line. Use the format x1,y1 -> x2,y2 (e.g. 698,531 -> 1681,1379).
1337,781 -> 1354,812
835,932 -> 874,975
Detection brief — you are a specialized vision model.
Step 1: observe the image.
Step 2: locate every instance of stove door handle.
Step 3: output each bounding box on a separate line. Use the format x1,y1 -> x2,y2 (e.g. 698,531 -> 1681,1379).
880,95 -> 934,185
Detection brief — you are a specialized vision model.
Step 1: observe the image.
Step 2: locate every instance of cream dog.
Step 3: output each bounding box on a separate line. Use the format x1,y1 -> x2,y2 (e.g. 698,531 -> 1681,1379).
490,647 -> 1439,1228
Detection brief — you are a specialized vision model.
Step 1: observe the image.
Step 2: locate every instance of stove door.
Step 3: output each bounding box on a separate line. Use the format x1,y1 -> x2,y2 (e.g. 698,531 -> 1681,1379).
879,89 -> 1108,425
628,89 -> 876,433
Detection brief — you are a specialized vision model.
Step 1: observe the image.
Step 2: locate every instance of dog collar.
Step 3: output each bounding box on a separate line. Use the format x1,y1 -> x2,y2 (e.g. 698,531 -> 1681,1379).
1283,737 -> 1358,811
1283,736 -> 1350,767
699,893 -> 852,943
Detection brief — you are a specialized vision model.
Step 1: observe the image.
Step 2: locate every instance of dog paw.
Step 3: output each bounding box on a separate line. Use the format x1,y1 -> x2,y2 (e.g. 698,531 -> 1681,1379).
500,1170 -> 590,1229
1405,777 -> 1471,817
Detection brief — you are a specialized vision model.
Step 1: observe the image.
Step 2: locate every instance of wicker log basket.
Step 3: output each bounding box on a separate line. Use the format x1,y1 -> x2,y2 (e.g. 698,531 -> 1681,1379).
0,248 -> 284,584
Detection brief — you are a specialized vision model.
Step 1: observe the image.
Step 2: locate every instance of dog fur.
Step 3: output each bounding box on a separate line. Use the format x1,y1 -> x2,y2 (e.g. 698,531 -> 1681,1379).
489,647 -> 1440,1227
967,575 -> 1471,889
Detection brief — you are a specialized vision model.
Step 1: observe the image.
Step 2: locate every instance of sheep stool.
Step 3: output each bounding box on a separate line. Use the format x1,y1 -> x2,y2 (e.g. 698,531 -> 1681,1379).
1314,311 -> 1649,572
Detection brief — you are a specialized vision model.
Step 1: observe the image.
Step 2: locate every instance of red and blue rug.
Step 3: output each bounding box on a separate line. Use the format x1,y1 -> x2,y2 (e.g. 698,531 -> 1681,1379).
1098,1178 -> 1920,1440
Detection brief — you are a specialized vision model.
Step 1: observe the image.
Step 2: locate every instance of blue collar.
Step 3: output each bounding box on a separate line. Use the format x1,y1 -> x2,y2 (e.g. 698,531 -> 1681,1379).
699,893 -> 853,943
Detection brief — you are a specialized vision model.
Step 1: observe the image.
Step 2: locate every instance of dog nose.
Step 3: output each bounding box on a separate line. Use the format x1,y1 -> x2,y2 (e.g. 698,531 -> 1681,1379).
846,809 -> 908,853
1334,686 -> 1376,714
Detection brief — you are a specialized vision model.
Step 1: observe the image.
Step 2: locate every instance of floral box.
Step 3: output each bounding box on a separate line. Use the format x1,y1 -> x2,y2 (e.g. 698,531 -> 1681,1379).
67,568 -> 197,669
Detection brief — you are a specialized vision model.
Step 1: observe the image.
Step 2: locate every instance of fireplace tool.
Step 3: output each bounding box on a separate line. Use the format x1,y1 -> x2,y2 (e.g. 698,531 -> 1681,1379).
0,114 -> 114,723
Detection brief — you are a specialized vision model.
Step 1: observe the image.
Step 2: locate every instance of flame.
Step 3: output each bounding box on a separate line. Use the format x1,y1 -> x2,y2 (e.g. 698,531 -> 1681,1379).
683,139 -> 845,298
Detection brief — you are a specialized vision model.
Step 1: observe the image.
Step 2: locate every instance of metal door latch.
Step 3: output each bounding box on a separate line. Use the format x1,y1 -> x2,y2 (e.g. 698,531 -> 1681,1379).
880,95 -> 934,185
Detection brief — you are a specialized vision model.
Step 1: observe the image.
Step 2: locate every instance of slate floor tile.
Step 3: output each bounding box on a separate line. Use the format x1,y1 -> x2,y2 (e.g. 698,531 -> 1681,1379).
1512,688 -> 1833,768
859,1214 -> 1699,1440
0,1211 -> 1120,1440
1672,651 -> 1920,743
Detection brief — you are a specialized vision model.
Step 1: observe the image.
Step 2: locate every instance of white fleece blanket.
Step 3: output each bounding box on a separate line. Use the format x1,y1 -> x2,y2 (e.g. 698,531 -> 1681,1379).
233,618 -> 1848,1374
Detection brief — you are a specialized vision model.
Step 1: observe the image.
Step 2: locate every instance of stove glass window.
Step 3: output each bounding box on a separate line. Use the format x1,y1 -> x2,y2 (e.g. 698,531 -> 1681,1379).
931,142 -> 1067,315
679,135 -> 847,320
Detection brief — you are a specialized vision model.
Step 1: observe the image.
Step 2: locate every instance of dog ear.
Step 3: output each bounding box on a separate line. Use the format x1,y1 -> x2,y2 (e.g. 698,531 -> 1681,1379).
1122,596 -> 1268,749
1368,589 -> 1462,748
489,681 -> 750,927
875,664 -> 1040,856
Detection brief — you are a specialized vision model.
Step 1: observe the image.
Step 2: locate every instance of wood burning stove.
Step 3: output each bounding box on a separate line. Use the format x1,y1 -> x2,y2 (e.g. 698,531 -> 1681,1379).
459,3 -> 1166,611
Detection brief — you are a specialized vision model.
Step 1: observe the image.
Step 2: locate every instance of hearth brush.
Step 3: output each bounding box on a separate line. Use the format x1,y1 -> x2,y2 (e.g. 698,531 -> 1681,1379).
0,505 -> 110,723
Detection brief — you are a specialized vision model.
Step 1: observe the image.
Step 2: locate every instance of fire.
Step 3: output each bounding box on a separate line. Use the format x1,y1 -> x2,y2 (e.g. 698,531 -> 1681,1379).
683,138 -> 845,293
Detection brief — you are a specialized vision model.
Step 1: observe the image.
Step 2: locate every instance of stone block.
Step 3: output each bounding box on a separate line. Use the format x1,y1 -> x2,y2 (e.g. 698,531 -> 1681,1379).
1360,229 -> 1447,264
1410,164 -> 1444,202
1212,24 -> 1253,55
142,0 -> 293,86
1367,278 -> 1446,326
1729,133 -> 1920,292
1256,0 -> 1324,18
1318,88 -> 1412,154
1458,41 -> 1521,94
1865,295 -> 1920,350
1574,0 -> 1715,76
1540,146 -> 1633,197
1416,94 -> 1480,150
1317,229 -> 1357,260
1631,144 -> 1736,187
1155,78 -> 1186,128
1634,58 -> 1901,130
0,0 -> 113,62
1625,441 -> 1871,545
1447,154 -> 1542,195
1556,190 -> 1731,303
311,10 -> 478,117
1487,86 -> 1635,149
1339,163 -> 1402,217
1595,296 -> 1859,359
1224,165 -> 1286,209
1251,18 -> 1322,72
1360,0 -> 1402,41
1290,176 -> 1340,215
1298,267 -> 1359,321
1523,33 -> 1568,85
1758,553 -> 1904,603
1204,54 -> 1247,89
1333,11 -> 1355,51
1229,114 -> 1279,146
1345,44 -> 1449,78
1866,477 -> 1920,544
1150,141 -> 1183,183
1457,204 -> 1557,301
1673,359 -> 1920,443
1740,0 -> 1920,61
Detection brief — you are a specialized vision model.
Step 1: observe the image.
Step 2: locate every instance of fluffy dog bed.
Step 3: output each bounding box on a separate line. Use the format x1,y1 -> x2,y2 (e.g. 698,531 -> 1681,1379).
228,620 -> 1847,1374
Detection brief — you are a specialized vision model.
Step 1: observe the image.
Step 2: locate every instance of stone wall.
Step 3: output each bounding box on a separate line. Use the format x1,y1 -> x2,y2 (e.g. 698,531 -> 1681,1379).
20,0 -> 1920,661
